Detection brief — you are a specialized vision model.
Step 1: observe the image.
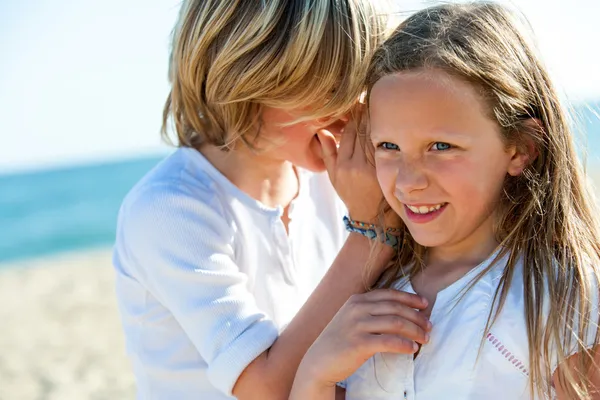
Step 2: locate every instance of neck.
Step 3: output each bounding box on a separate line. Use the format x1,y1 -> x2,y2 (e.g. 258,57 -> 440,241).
199,144 -> 299,209
427,216 -> 499,271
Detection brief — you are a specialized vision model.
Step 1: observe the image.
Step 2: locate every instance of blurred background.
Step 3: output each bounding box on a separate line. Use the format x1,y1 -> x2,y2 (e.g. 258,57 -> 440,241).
0,0 -> 598,399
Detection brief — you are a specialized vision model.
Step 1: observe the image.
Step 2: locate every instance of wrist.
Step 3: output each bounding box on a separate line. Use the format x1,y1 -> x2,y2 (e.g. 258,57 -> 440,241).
344,233 -> 395,284
343,216 -> 400,250
292,362 -> 337,397
290,380 -> 335,400
347,212 -> 378,225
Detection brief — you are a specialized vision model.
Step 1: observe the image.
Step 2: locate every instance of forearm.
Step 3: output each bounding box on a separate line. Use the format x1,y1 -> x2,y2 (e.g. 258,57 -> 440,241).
289,385 -> 335,400
290,367 -> 347,400
232,233 -> 393,399
289,376 -> 337,400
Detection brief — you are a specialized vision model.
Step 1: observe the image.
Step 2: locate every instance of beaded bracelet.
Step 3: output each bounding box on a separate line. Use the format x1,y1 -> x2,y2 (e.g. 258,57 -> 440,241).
343,216 -> 399,249
344,216 -> 401,233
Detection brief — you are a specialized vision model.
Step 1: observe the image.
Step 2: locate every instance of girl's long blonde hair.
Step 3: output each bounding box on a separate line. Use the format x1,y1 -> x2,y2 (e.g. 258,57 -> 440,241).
368,3 -> 600,398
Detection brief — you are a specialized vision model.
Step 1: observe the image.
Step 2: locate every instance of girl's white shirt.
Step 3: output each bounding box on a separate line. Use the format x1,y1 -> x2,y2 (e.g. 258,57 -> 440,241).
342,250 -> 598,400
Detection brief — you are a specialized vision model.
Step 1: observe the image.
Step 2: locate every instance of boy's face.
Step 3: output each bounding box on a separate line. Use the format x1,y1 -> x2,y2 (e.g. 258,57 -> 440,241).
259,106 -> 348,172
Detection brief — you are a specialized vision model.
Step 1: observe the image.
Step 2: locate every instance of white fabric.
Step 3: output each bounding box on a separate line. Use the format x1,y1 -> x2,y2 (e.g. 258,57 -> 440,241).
343,251 -> 599,400
113,147 -> 347,399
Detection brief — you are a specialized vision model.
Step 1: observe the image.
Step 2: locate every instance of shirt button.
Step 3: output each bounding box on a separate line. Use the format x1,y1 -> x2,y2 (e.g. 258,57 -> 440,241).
404,390 -> 408,399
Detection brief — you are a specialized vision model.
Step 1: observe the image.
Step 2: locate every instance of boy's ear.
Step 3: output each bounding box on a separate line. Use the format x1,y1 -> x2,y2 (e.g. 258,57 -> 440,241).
507,118 -> 541,177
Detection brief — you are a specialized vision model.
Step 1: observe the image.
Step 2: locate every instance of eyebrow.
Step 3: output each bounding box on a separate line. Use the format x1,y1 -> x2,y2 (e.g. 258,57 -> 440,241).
428,129 -> 473,141
370,128 -> 473,142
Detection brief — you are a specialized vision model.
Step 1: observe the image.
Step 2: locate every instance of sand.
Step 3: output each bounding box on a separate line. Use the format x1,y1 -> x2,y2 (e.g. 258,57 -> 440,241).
0,249 -> 135,400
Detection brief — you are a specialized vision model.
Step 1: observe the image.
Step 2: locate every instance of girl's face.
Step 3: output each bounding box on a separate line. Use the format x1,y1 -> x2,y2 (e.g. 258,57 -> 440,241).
370,70 -> 526,255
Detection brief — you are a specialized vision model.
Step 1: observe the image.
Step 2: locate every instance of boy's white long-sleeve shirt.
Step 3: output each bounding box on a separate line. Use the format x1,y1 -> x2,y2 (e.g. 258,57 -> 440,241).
113,147 -> 347,399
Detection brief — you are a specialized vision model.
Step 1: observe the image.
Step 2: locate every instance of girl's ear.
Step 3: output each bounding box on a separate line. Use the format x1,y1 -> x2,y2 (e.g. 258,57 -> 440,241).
507,119 -> 541,177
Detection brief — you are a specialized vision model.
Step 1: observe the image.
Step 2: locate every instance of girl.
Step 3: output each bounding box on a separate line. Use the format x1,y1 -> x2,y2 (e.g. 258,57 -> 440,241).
112,1 -> 419,400
291,2 -> 600,399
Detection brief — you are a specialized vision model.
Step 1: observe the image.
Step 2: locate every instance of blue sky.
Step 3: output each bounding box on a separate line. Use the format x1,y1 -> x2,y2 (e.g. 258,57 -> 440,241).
1,0 -> 599,172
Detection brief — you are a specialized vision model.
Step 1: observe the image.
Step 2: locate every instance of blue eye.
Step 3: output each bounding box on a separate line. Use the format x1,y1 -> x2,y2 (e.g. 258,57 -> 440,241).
431,142 -> 452,151
378,142 -> 399,151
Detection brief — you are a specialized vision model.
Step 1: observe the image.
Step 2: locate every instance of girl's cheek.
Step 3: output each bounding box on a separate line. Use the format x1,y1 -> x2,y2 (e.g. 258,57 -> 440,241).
375,160 -> 397,195
428,157 -> 468,182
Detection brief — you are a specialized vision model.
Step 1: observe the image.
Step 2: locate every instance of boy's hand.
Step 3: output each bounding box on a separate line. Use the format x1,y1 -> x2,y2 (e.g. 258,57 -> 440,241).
317,115 -> 397,226
294,289 -> 431,389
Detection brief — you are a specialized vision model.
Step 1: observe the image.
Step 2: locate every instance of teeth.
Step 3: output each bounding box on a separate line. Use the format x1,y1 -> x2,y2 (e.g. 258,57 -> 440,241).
407,203 -> 445,214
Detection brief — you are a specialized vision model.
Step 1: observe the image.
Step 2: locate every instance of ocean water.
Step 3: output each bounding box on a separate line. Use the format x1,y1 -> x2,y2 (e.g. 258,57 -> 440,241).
1,102 -> 599,264
0,155 -> 166,263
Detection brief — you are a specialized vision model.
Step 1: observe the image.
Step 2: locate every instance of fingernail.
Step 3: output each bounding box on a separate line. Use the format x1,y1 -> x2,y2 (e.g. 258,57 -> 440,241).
424,333 -> 430,343
412,342 -> 419,352
421,297 -> 428,306
427,321 -> 433,330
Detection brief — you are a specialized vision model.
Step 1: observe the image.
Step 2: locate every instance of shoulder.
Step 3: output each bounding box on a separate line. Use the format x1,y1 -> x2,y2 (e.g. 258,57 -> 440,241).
120,148 -> 230,229
115,149 -> 237,260
124,148 -> 217,206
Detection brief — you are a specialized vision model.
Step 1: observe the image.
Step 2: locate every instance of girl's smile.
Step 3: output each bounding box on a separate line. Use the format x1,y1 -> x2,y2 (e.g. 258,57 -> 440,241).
403,202 -> 448,224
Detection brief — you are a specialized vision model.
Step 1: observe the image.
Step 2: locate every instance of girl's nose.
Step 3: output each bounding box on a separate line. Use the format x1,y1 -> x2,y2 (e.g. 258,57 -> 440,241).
395,160 -> 428,196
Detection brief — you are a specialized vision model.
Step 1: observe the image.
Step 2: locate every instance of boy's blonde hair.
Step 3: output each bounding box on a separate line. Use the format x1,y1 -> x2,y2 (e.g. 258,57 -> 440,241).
163,0 -> 388,150
368,3 -> 600,398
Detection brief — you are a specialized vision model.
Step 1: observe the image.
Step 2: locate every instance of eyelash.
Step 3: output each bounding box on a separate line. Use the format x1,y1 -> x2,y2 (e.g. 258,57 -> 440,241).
375,142 -> 454,151
430,142 -> 453,151
377,142 -> 399,151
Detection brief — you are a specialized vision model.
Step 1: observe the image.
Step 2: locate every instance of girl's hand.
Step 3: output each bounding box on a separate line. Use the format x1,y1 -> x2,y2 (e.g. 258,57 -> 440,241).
293,289 -> 431,391
318,114 -> 397,226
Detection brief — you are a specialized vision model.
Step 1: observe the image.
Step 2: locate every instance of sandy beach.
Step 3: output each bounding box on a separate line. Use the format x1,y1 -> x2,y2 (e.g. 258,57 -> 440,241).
1,172 -> 599,400
0,249 -> 135,400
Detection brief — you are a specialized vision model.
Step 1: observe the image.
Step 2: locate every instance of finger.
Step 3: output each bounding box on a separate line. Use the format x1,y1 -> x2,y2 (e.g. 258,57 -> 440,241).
362,289 -> 428,310
357,122 -> 372,164
367,301 -> 432,332
358,91 -> 368,105
363,333 -> 419,355
321,119 -> 347,141
350,109 -> 369,164
364,136 -> 376,167
351,115 -> 368,163
339,111 -> 351,123
349,100 -> 366,118
337,120 -> 357,160
352,123 -> 366,164
316,129 -> 338,176
360,315 -> 430,344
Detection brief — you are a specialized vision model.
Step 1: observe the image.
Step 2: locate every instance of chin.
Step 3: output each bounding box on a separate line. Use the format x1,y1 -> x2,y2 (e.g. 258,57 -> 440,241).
403,224 -> 449,248
413,232 -> 454,248
411,235 -> 440,248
